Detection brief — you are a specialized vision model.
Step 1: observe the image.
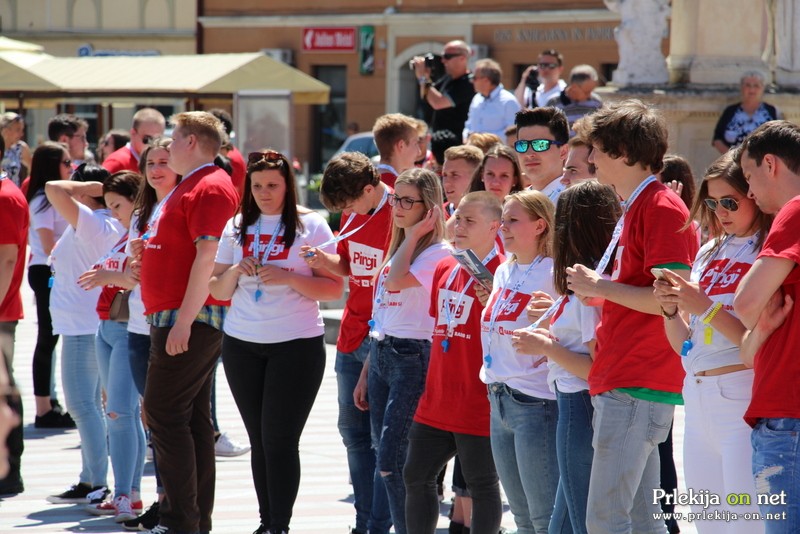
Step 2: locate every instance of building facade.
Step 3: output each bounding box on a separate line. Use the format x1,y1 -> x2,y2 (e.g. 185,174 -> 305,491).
199,1 -> 640,170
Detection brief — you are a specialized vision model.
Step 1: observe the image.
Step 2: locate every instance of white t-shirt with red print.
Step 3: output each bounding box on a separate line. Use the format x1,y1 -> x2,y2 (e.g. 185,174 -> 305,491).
216,210 -> 336,344
683,234 -> 759,375
371,242 -> 450,340
480,257 -> 556,399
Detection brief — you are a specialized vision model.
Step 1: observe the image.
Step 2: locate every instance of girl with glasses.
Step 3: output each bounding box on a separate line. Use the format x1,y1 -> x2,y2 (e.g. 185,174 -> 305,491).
352,168 -> 449,534
653,150 -> 772,534
25,142 -> 76,429
479,189 -> 559,534
209,149 -> 343,534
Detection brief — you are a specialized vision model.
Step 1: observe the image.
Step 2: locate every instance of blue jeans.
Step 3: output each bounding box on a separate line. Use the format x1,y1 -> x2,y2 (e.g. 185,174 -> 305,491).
587,389 -> 673,534
368,336 -> 431,534
96,320 -> 145,497
127,331 -> 163,494
549,388 -> 593,534
336,337 -> 391,534
752,418 -> 800,534
488,382 -> 561,534
61,333 -> 108,487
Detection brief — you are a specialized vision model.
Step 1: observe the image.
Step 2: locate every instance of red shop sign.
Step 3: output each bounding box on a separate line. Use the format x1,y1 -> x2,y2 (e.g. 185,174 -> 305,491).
302,27 -> 357,52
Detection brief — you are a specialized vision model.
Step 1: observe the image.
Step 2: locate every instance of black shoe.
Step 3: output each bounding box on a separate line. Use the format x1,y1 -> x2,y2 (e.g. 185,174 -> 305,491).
0,476 -> 24,496
252,525 -> 267,534
35,409 -> 76,429
46,483 -> 106,504
123,501 -> 160,531
50,399 -> 64,414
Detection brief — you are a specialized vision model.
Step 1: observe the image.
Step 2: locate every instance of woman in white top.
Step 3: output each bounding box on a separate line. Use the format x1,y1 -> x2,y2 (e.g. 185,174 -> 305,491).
44,165 -> 125,505
352,168 -> 449,534
479,189 -> 559,534
654,151 -> 772,534
25,142 -> 74,427
511,181 -> 621,534
209,149 -> 343,534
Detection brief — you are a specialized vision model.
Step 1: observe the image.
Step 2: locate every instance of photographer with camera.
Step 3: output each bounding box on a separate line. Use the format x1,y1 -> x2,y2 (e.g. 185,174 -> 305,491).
514,48 -> 566,109
411,40 -> 475,166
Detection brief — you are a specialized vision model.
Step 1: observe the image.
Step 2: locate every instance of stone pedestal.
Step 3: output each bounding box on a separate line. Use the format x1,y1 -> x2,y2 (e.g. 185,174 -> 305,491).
604,0 -> 670,85
668,0 -> 770,85
775,0 -> 800,86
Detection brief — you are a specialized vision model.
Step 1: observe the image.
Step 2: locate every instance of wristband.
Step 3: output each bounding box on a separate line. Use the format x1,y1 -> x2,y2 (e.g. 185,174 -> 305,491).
701,302 -> 723,324
661,306 -> 679,320
418,76 -> 430,86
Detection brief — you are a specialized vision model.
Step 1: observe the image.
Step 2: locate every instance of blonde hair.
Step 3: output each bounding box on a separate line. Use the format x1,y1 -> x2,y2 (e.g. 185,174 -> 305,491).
504,189 -> 555,260
383,168 -> 446,267
458,191 -> 502,221
444,144 -> 484,168
372,113 -> 418,161
466,132 -> 503,154
169,111 -> 224,156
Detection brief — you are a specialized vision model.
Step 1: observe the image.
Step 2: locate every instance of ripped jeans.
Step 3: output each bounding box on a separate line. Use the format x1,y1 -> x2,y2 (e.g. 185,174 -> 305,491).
752,418 -> 800,534
368,336 -> 431,534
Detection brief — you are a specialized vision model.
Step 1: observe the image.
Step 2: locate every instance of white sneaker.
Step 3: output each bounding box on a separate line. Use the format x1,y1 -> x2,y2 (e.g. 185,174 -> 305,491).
113,494 -> 138,523
214,432 -> 251,457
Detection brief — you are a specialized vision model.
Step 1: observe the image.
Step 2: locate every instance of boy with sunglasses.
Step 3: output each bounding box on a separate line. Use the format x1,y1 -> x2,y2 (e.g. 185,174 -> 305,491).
303,151 -> 394,534
514,107 -> 569,202
566,100 -> 698,534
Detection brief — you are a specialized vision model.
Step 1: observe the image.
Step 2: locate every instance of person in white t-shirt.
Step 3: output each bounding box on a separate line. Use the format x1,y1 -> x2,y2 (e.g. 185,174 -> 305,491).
511,181 -> 621,534
479,189 -> 559,534
76,171 -> 145,523
44,165 -> 125,506
209,149 -> 343,534
514,49 -> 567,109
352,168 -> 449,534
654,151 -> 772,533
24,142 -> 74,428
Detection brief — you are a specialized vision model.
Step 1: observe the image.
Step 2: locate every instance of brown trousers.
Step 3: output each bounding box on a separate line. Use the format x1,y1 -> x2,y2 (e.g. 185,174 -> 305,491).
144,322 -> 222,533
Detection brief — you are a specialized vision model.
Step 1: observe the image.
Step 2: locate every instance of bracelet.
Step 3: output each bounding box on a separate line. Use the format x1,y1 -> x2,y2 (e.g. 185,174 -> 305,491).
701,302 -> 723,324
661,306 -> 679,320
418,76 -> 430,86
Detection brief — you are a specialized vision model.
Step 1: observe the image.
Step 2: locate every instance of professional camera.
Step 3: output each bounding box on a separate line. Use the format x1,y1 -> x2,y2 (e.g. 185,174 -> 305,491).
409,53 -> 445,81
525,66 -> 540,89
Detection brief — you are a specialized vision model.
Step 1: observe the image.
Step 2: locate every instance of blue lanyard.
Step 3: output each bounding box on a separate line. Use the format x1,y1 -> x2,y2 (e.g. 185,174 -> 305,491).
484,256 -> 544,368
440,248 -> 497,352
252,217 -> 284,302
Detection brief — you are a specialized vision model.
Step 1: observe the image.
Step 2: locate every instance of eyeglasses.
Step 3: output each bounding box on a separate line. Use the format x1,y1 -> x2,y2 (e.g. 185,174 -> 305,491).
442,53 -> 463,60
514,139 -> 565,153
704,197 -> 740,212
538,62 -> 559,69
248,150 -> 284,165
61,159 -> 72,168
388,194 -> 425,210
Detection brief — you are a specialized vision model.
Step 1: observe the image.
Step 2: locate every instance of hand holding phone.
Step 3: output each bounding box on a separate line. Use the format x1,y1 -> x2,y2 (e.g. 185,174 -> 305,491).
651,268 -> 674,283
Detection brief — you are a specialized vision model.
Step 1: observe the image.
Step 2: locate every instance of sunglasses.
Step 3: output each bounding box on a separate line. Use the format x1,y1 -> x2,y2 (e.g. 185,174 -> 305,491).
442,53 -> 463,60
388,194 -> 425,210
704,197 -> 740,212
61,159 -> 72,168
514,139 -> 565,153
248,150 -> 284,165
538,62 -> 559,69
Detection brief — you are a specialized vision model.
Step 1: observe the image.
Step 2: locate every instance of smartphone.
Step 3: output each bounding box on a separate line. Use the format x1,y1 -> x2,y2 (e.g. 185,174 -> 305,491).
651,268 -> 673,282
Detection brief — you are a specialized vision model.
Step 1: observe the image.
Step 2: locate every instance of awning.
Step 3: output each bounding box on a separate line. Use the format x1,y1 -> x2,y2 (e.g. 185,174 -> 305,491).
0,49 -> 329,105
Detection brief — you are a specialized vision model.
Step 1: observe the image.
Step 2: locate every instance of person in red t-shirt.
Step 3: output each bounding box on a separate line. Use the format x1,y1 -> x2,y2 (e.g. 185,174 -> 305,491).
404,191 -> 504,534
566,100 -> 698,533
102,108 -> 166,174
301,152 -> 393,534
734,121 -> 800,527
373,113 -> 421,188
0,168 -> 28,495
132,112 -> 237,534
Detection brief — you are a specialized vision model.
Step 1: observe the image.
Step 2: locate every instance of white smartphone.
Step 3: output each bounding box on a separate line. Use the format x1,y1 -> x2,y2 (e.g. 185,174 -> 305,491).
651,268 -> 673,282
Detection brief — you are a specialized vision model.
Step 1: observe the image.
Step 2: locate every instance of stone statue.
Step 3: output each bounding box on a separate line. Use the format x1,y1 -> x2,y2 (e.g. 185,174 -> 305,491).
604,0 -> 670,85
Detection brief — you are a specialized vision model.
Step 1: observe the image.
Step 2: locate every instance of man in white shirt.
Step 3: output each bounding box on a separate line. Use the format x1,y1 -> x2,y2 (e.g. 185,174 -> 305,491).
514,48 -> 567,109
463,59 -> 521,140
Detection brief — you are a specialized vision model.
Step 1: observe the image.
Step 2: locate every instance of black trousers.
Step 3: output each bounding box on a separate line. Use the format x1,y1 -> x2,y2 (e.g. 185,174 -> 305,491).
222,333 -> 326,532
28,265 -> 58,397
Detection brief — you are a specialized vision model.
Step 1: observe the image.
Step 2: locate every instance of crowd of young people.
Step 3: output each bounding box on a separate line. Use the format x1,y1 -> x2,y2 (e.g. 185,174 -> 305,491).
0,97 -> 798,534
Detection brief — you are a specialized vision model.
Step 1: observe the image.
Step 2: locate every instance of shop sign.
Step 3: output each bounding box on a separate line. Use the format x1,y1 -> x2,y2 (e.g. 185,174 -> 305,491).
302,27 -> 357,52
